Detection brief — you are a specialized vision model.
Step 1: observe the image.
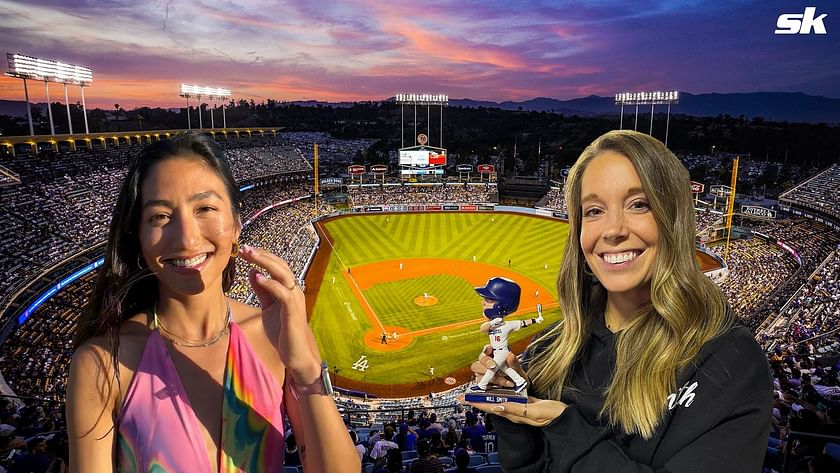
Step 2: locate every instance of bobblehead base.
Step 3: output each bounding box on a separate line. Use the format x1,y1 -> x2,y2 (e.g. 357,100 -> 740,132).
465,386 -> 528,404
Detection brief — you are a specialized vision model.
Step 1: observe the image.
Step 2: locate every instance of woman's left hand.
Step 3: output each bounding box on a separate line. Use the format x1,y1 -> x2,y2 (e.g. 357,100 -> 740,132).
469,397 -> 569,427
238,244 -> 322,385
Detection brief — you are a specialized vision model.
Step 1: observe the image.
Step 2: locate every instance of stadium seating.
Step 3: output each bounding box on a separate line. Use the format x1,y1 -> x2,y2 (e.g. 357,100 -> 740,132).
477,465 -> 503,473
710,237 -> 799,323
347,183 -> 497,206
2,138 -> 840,473
779,164 -> 840,220
540,186 -> 567,214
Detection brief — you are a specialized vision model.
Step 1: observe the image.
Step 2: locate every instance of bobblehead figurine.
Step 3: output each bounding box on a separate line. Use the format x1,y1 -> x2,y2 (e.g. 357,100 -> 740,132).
466,277 -> 543,404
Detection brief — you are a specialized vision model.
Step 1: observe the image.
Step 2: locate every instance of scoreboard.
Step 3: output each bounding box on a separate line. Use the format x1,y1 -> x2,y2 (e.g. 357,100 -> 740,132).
399,149 -> 447,167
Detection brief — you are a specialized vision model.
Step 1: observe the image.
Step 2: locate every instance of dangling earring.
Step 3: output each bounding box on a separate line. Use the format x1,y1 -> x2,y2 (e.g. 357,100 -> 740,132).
137,255 -> 146,270
231,241 -> 240,257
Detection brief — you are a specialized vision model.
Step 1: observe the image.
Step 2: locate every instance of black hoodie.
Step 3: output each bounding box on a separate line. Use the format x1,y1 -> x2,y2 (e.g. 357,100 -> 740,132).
493,317 -> 774,472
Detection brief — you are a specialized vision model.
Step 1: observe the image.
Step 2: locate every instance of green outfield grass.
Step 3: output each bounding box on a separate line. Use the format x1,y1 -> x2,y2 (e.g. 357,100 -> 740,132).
310,212 -> 569,388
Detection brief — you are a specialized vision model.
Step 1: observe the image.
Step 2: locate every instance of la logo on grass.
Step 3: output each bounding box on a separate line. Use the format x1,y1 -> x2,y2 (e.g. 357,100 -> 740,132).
775,6 -> 828,35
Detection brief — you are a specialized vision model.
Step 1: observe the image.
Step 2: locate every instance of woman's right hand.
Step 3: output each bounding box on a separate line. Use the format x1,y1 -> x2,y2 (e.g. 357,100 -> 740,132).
237,244 -> 322,386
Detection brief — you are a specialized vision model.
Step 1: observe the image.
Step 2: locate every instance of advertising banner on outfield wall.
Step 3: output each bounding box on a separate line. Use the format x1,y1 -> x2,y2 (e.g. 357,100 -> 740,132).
536,208 -> 553,217
741,205 -> 776,219
478,205 -> 495,211
443,205 -> 459,210
461,205 -> 476,211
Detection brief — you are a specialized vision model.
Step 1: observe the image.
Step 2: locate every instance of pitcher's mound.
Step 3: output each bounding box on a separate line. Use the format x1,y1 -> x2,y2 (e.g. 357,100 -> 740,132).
414,295 -> 439,307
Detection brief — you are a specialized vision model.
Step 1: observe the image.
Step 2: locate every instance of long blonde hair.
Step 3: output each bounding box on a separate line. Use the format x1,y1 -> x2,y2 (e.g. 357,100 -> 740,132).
527,130 -> 734,439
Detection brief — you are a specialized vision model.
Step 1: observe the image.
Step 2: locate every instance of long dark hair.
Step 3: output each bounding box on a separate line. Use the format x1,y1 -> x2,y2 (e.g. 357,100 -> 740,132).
75,130 -> 241,356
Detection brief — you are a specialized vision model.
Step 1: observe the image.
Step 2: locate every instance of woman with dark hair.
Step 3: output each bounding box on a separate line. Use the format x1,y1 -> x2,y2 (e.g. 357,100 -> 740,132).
469,130 -> 773,472
66,132 -> 358,472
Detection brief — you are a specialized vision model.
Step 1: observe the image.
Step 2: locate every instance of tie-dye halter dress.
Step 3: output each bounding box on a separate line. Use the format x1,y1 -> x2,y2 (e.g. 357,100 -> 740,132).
116,323 -> 285,472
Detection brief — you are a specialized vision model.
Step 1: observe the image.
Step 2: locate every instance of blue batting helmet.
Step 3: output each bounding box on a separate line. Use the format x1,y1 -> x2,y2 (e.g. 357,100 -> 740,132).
475,277 -> 521,318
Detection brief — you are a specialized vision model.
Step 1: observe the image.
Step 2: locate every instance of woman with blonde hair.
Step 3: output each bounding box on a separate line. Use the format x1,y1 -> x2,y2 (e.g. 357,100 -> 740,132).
469,130 -> 772,471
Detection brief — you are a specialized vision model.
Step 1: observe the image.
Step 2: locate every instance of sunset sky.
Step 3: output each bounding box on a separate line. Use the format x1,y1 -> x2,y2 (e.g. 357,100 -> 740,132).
0,0 -> 837,109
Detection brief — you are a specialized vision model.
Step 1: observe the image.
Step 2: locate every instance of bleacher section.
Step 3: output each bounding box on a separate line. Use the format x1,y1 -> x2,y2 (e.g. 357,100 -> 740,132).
538,186 -> 567,215
1,139 -> 840,473
347,184 -> 496,206
223,145 -> 312,177
710,238 -> 800,324
779,164 -> 840,222
229,198 -> 333,303
761,249 -> 840,354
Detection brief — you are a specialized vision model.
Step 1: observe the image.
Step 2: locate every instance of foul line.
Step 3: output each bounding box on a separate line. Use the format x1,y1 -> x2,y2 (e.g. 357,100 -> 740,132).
317,221 -> 386,333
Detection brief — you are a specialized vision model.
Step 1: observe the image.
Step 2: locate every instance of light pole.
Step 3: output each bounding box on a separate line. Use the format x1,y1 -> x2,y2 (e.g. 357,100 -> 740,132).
180,84 -> 231,130
615,91 -> 679,146
5,53 -> 92,136
395,93 -> 448,148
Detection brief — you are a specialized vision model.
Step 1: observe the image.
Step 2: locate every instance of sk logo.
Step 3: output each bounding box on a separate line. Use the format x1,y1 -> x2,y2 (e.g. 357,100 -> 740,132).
775,7 -> 828,35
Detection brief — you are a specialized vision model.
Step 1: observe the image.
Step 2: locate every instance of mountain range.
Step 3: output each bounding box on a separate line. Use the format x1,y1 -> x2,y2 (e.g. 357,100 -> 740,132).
445,92 -> 840,123
1,92 -> 838,123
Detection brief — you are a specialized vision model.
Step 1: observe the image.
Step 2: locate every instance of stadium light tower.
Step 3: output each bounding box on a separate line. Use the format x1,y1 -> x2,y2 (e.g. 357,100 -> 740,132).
180,84 -> 231,130
395,93 -> 449,148
614,90 -> 679,145
6,53 -> 93,136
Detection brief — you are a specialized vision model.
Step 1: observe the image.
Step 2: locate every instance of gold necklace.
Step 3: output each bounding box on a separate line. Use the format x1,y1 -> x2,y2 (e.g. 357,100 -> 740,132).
154,302 -> 232,348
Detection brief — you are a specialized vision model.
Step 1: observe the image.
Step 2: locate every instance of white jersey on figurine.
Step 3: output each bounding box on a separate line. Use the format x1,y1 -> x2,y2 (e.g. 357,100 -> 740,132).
470,277 -> 543,395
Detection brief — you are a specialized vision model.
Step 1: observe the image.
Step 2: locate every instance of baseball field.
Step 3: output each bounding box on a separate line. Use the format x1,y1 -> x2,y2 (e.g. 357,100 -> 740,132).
304,212 -> 569,397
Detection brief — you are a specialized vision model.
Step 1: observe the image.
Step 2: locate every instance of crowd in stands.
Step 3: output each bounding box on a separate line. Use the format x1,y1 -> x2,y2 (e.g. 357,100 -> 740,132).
540,187 -> 567,214
345,404 -> 501,473
780,164 -> 840,221
761,248 -> 840,356
0,397 -> 68,473
694,208 -> 721,234
0,146 -> 136,304
711,238 -> 800,324
281,132 -> 377,167
228,198 -> 335,303
239,178 -> 311,222
744,219 -> 840,332
347,184 -> 496,206
222,144 -> 311,178
761,343 -> 840,472
0,268 -> 93,403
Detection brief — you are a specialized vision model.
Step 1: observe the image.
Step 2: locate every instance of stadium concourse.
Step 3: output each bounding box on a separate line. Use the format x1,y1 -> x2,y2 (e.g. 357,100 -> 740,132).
0,134 -> 839,470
